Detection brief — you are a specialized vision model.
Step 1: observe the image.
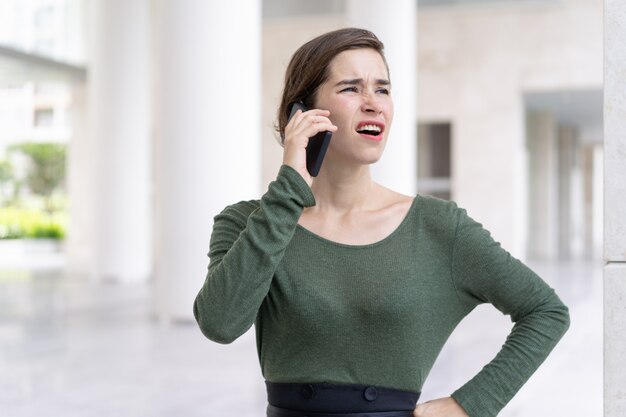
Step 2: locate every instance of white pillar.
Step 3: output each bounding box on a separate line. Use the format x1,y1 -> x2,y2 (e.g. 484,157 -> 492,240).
88,0 -> 152,283
526,111 -> 558,260
592,145 -> 603,260
605,0 -> 626,415
153,0 -> 262,322
66,82 -> 94,277
557,126 -> 576,260
346,0 -> 417,196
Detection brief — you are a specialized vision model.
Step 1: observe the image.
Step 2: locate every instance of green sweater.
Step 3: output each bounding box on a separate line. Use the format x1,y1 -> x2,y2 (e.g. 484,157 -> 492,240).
194,165 -> 570,417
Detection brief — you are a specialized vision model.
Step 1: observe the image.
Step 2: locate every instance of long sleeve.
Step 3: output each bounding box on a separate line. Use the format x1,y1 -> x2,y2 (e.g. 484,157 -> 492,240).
449,207 -> 570,417
193,164 -> 315,344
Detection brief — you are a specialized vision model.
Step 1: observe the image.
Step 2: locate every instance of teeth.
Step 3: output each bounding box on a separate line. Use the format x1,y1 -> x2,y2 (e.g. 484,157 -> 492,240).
357,124 -> 382,133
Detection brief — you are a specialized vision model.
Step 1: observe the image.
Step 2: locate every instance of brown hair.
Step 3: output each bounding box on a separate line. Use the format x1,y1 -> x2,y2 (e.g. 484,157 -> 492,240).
276,27 -> 388,142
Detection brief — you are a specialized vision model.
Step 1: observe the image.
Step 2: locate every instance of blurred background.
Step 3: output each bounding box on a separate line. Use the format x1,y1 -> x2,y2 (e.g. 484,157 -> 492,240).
0,0 -> 602,416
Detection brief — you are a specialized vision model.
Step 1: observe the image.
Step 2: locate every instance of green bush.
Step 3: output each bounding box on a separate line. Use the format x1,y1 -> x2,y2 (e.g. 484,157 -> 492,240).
0,207 -> 66,240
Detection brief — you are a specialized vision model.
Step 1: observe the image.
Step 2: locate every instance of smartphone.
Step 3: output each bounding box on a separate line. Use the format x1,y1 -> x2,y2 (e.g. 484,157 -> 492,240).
288,101 -> 332,177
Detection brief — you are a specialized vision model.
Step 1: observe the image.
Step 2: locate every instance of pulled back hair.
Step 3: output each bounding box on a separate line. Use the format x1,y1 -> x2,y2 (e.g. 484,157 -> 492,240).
276,27 -> 388,142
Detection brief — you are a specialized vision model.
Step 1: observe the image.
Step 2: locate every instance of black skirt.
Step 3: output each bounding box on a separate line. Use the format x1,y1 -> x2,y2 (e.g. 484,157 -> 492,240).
266,381 -> 420,417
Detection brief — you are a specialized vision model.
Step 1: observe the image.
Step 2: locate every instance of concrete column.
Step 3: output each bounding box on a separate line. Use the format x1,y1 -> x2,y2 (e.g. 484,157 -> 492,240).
592,145 -> 603,260
346,0 -> 417,196
153,0 -> 262,321
526,111 -> 558,260
66,82 -> 94,277
88,0 -> 152,283
557,126 -> 576,260
605,1 -> 626,415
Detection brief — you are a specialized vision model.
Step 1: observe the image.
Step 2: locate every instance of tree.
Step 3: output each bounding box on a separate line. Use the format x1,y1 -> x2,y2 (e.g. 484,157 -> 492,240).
0,159 -> 14,206
8,143 -> 66,212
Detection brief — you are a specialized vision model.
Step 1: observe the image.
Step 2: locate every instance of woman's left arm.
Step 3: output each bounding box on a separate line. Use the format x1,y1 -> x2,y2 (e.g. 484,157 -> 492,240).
446,206 -> 570,417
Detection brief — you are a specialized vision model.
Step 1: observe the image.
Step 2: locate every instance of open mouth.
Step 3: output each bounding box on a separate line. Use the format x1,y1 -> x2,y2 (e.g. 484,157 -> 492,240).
356,122 -> 385,140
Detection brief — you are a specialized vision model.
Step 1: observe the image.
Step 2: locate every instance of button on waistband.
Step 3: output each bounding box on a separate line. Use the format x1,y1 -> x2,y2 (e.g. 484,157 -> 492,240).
364,386 -> 378,401
301,384 -> 316,399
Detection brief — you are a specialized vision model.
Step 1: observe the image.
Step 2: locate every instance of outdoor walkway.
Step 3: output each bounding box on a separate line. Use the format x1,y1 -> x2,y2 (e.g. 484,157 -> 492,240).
0,258 -> 602,417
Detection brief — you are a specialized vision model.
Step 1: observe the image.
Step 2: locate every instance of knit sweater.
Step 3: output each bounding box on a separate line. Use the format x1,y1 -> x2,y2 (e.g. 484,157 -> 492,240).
193,164 -> 570,417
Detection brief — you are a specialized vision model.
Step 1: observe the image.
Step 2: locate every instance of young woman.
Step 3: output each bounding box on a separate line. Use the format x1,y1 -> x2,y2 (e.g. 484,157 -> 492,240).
194,28 -> 570,417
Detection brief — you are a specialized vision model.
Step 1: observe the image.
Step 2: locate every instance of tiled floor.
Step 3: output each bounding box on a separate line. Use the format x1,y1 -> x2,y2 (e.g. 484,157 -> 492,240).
0,258 -> 602,417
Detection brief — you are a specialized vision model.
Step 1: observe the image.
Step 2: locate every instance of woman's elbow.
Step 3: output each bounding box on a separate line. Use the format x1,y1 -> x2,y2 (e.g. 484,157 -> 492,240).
557,302 -> 571,334
546,299 -> 571,338
193,299 -> 244,344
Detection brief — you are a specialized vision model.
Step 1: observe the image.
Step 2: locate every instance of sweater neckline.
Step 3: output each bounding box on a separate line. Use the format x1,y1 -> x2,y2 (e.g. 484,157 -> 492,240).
295,196 -> 419,249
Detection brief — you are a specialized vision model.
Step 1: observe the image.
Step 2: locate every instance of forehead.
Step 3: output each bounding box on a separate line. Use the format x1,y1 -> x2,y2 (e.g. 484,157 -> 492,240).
327,48 -> 389,80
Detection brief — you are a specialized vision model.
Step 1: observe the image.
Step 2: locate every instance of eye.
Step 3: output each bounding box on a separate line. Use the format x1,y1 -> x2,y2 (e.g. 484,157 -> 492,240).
377,88 -> 390,95
340,87 -> 358,93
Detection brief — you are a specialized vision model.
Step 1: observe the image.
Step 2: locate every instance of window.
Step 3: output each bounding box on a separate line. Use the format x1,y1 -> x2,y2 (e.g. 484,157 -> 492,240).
417,122 -> 452,200
34,108 -> 54,127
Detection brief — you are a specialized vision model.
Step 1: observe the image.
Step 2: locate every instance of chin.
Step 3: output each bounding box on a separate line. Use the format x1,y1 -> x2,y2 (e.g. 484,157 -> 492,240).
358,150 -> 385,165
366,142 -> 387,161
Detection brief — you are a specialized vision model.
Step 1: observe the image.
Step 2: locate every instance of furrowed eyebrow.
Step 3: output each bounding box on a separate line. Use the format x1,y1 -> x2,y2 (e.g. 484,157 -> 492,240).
334,78 -> 391,87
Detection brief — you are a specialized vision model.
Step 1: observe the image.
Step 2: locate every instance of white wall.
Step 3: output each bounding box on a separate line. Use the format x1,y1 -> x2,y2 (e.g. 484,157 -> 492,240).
416,0 -> 602,257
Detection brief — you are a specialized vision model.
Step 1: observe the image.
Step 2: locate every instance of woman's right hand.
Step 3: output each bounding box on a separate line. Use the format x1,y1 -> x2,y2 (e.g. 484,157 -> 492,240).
282,108 -> 337,187
413,397 -> 469,417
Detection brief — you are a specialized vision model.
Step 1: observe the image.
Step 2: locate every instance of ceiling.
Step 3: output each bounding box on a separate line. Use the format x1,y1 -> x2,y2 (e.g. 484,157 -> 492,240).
262,0 -> 555,18
525,89 -> 603,142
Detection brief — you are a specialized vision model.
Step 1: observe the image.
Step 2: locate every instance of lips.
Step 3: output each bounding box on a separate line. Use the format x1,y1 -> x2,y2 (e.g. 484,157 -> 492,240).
355,120 -> 385,141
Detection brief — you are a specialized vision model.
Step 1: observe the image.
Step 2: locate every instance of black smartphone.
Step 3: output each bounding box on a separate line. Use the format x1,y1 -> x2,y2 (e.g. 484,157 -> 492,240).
288,102 -> 332,177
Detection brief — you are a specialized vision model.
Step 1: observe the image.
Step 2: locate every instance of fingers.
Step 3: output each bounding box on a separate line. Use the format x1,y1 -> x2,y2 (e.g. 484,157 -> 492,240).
284,109 -> 337,146
412,397 -> 468,417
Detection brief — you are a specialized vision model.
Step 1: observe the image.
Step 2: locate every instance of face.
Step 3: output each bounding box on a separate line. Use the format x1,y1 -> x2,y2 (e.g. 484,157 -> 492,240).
313,48 -> 393,167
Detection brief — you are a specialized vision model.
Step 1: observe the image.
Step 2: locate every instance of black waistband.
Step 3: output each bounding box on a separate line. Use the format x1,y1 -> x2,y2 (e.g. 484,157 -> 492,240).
266,404 -> 414,417
265,381 -> 420,414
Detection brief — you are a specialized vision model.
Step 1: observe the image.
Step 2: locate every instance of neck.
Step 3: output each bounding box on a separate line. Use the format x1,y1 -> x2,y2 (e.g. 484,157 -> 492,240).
309,158 -> 379,215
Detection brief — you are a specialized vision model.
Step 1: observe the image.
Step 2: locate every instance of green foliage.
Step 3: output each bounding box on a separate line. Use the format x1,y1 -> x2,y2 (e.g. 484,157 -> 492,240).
0,143 -> 68,238
0,159 -> 12,183
0,206 -> 66,240
0,159 -> 14,207
8,143 -> 66,211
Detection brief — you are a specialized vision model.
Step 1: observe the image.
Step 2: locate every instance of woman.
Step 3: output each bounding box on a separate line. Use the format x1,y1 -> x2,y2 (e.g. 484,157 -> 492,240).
194,28 -> 570,417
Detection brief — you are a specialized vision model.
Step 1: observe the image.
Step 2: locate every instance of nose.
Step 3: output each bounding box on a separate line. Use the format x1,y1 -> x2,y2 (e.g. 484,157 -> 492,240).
360,92 -> 383,114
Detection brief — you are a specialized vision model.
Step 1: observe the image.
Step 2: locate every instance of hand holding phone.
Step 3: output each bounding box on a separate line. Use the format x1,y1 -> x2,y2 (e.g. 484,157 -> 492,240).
287,102 -> 333,177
